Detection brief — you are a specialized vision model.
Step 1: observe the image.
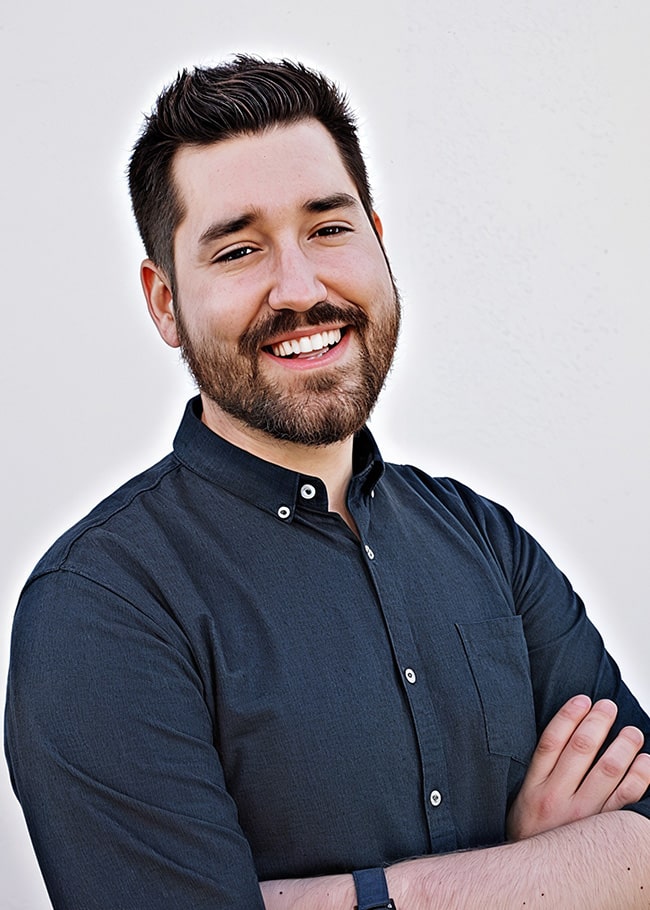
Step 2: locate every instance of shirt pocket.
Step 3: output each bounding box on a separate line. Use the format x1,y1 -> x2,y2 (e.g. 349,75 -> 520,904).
456,616 -> 536,765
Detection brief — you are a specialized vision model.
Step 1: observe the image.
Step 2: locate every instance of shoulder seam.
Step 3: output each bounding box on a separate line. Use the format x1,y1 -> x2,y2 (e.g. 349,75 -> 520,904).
31,458 -> 183,578
21,566 -> 176,641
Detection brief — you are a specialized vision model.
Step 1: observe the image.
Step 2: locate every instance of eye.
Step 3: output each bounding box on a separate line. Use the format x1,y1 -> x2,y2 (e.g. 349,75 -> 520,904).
313,224 -> 352,238
213,245 -> 257,264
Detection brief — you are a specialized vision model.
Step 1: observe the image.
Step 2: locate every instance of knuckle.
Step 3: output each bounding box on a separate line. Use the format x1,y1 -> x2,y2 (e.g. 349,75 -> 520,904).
533,792 -> 559,824
632,752 -> 650,785
568,801 -> 592,824
598,756 -> 624,780
606,755 -> 650,807
536,731 -> 562,754
570,731 -> 597,755
613,778 -> 644,806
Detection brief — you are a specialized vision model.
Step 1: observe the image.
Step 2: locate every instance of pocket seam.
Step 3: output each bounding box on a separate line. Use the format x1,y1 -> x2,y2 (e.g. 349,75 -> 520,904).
456,617 -> 536,764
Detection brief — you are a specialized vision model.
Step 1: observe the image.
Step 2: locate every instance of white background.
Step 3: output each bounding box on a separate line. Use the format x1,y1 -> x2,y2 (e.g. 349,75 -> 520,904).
1,1 -> 648,906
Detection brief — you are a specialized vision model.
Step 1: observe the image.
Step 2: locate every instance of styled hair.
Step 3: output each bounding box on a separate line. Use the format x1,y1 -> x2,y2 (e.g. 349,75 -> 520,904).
128,54 -> 375,288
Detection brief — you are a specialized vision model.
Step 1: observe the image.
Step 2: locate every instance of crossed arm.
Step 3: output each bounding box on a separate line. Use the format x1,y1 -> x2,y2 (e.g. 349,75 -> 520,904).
261,696 -> 650,909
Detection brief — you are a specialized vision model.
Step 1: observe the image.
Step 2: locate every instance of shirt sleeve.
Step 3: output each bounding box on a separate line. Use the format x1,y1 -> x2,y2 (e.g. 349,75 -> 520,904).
5,569 -> 267,910
482,493 -> 650,822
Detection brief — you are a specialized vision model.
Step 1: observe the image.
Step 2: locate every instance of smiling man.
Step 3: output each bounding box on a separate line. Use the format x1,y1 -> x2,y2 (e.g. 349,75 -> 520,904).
5,56 -> 650,910
142,119 -> 400,528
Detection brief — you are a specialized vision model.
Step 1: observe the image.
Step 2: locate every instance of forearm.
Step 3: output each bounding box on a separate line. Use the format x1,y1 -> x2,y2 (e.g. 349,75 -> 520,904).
260,872 -> 354,910
261,810 -> 650,910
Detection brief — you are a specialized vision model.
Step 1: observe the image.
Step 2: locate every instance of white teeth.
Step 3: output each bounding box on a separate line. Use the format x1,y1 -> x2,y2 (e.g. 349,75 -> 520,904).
270,328 -> 342,358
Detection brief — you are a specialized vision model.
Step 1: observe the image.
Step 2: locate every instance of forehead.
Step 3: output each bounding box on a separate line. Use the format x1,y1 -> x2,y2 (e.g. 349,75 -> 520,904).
172,119 -> 359,229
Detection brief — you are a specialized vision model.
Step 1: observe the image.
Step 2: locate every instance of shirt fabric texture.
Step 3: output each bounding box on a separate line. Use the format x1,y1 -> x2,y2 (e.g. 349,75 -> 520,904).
6,396 -> 650,909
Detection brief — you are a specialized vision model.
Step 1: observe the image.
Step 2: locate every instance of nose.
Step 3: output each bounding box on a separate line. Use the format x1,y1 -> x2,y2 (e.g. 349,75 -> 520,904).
267,245 -> 328,312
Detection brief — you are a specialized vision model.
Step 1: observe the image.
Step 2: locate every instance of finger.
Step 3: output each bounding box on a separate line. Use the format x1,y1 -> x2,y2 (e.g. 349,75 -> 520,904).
601,749 -> 650,812
549,699 -> 619,787
573,725 -> 644,813
524,695 -> 593,786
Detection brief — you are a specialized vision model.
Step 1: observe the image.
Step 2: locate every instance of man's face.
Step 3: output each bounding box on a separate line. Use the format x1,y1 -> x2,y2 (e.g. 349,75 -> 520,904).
160,119 -> 400,447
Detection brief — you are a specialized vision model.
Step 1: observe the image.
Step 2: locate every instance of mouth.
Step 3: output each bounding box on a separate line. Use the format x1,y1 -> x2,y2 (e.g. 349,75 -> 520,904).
264,327 -> 345,360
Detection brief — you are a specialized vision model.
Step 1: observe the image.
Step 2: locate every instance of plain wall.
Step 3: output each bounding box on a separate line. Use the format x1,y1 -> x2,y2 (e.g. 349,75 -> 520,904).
1,1 -> 648,905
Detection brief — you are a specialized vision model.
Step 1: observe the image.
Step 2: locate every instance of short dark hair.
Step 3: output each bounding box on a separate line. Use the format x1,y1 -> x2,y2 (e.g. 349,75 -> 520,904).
128,55 -> 375,289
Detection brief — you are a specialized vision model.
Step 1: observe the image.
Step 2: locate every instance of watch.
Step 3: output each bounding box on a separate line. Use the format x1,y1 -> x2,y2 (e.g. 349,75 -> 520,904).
352,867 -> 397,910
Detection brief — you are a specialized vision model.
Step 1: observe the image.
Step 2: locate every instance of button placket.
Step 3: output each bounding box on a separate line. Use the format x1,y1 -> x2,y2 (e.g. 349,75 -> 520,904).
357,518 -> 455,850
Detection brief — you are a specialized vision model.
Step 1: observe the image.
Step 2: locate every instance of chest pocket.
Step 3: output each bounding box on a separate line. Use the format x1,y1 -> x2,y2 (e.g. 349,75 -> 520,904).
456,616 -> 537,765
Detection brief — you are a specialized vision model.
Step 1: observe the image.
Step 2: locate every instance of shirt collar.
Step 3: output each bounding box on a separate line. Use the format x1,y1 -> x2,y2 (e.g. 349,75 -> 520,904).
172,397 -> 385,522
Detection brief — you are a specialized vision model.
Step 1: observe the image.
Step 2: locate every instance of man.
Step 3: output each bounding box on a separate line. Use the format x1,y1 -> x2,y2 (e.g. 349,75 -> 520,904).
5,55 -> 650,909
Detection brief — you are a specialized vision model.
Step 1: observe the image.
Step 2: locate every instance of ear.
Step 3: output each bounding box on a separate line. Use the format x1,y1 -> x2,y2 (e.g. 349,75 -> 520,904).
372,211 -> 384,240
140,260 -> 181,348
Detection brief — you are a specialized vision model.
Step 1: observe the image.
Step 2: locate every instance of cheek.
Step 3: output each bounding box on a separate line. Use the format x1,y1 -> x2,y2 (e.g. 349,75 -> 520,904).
336,243 -> 393,298
179,277 -> 260,341
346,266 -> 394,313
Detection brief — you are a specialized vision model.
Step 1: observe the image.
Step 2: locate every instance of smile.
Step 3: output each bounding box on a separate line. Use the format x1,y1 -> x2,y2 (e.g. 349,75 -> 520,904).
268,328 -> 343,359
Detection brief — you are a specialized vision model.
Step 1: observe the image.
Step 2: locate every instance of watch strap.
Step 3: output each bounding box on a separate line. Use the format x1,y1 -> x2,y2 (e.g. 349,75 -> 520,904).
352,867 -> 396,910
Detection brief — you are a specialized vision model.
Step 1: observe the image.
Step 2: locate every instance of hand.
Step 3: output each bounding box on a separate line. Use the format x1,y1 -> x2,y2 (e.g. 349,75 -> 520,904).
507,694 -> 650,841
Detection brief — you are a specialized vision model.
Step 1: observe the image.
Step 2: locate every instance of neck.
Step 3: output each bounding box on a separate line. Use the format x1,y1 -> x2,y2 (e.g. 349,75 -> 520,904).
201,396 -> 357,532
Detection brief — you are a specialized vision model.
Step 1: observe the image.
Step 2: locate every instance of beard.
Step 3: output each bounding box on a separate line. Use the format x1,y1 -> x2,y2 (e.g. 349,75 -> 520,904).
174,290 -> 401,447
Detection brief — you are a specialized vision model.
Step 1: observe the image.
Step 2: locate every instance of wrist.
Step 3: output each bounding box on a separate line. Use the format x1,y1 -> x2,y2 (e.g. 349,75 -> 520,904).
385,857 -> 433,909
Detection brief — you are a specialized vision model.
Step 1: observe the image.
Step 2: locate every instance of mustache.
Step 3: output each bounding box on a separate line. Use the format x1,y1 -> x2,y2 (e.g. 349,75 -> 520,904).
238,301 -> 369,358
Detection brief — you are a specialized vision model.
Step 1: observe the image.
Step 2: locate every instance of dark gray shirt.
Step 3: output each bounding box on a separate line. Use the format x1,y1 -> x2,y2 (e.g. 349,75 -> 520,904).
6,397 -> 650,909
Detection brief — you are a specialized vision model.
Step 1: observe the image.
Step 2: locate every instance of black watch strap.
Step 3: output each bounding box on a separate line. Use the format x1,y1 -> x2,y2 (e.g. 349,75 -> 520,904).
352,867 -> 396,910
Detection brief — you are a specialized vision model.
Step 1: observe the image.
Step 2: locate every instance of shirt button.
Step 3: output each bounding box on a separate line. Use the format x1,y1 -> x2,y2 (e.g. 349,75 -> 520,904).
300,484 -> 316,500
429,790 -> 442,807
404,668 -> 417,684
364,544 -> 375,560
277,506 -> 291,520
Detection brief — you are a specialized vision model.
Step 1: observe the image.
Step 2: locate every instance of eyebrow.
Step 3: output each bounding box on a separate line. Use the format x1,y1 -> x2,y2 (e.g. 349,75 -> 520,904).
197,193 -> 360,249
197,213 -> 258,248
303,192 -> 359,214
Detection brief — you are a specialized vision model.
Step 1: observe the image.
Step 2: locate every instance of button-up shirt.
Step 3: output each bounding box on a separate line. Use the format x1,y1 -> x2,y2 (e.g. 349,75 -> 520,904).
6,397 -> 650,909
